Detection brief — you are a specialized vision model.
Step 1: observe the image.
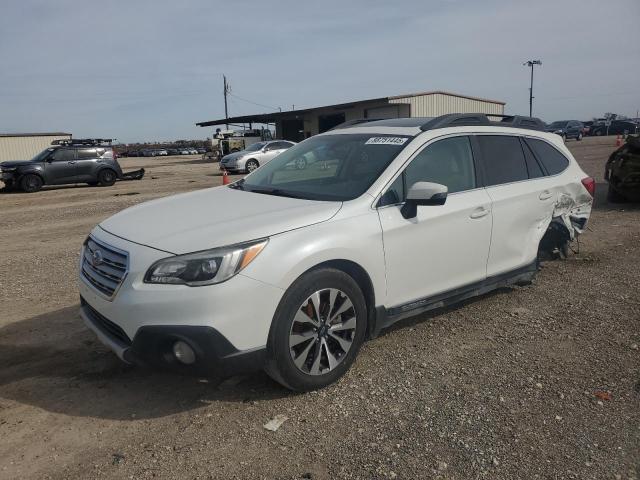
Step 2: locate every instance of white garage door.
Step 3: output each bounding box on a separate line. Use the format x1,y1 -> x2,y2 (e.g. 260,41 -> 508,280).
364,105 -> 401,119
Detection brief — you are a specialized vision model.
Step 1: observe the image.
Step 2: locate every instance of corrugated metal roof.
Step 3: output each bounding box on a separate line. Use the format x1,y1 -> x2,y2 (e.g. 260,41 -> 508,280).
0,132 -> 71,138
196,90 -> 505,127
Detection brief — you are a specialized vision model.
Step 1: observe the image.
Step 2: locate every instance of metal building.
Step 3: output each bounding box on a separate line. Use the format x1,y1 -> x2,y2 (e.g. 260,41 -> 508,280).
197,90 -> 505,142
0,132 -> 72,162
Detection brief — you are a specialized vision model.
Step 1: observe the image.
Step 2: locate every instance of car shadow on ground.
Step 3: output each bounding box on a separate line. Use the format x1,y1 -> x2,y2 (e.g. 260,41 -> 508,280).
0,184 -> 94,194
0,306 -> 288,421
592,182 -> 640,211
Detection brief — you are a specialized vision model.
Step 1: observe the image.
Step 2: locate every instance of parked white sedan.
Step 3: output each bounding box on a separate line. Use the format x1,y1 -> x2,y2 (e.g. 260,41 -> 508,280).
220,140 -> 296,173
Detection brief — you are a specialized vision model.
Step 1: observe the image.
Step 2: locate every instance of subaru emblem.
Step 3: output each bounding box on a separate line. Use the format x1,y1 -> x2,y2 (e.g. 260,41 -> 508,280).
91,249 -> 104,267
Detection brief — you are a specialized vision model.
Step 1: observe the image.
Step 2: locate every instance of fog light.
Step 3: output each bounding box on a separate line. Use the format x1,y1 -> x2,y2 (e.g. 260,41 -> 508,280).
173,340 -> 196,365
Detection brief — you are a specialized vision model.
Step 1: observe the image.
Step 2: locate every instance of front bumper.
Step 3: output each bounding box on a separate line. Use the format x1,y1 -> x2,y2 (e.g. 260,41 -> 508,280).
79,227 -> 284,374
81,297 -> 266,376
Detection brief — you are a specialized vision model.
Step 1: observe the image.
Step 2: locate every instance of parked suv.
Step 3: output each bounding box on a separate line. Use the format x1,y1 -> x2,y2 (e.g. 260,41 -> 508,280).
591,120 -> 639,137
605,135 -> 640,202
0,139 -> 123,193
79,114 -> 594,391
546,120 -> 584,140
220,140 -> 296,173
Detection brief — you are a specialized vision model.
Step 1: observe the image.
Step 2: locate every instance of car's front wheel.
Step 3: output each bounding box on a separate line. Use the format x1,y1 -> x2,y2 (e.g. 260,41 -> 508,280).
245,159 -> 259,173
20,174 -> 43,193
265,268 -> 368,391
577,132 -> 583,141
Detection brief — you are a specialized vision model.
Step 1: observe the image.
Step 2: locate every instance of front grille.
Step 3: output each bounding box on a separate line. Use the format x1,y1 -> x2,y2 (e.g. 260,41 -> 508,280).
81,297 -> 131,346
81,236 -> 128,299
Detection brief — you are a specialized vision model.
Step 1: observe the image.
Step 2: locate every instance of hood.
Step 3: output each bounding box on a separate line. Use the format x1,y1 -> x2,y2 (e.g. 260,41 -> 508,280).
99,186 -> 342,254
1,160 -> 35,168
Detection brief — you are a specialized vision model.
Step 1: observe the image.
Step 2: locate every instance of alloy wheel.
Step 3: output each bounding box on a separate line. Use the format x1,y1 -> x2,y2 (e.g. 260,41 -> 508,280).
289,288 -> 357,376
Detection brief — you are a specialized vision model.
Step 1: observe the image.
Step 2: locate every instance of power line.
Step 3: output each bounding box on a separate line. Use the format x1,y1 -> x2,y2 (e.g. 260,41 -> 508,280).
227,92 -> 279,111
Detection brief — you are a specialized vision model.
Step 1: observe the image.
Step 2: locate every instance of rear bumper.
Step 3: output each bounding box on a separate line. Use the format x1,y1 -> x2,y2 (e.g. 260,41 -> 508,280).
81,297 -> 266,376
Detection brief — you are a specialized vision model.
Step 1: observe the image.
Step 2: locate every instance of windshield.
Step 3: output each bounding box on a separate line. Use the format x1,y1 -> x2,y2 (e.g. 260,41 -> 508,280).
549,121 -> 568,129
31,147 -> 55,162
245,142 -> 267,152
234,134 -> 411,201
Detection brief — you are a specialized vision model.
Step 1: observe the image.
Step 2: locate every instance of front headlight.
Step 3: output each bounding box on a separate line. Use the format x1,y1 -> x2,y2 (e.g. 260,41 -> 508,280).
144,239 -> 268,286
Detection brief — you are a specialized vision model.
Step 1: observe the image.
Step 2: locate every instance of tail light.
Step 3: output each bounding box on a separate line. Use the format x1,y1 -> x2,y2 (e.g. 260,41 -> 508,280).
581,176 -> 595,197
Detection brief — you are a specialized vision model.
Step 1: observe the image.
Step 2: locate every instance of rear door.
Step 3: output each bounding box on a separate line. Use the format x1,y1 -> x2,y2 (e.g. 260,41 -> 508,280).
261,141 -> 290,165
75,148 -> 99,182
43,148 -> 77,184
476,135 -> 557,277
378,135 -> 493,307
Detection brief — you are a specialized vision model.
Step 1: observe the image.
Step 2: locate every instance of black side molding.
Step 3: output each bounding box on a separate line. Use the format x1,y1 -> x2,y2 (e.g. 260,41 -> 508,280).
374,261 -> 538,333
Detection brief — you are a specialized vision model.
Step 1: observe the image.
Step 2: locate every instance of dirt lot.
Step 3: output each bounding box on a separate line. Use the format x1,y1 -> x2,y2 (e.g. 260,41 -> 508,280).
0,137 -> 638,480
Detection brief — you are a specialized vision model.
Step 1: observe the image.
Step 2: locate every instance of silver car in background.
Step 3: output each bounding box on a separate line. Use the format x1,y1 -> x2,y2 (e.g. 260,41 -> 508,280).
220,140 -> 296,173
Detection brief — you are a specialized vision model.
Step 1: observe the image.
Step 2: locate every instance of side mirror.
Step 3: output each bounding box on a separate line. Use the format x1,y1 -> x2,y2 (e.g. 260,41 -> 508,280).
400,181 -> 448,219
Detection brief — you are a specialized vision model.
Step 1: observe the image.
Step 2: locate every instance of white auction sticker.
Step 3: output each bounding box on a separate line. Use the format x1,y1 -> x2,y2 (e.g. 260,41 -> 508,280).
365,137 -> 408,146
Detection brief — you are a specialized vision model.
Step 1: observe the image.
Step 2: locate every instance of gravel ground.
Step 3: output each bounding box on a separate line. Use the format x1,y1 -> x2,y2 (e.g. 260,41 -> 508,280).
0,138 -> 638,479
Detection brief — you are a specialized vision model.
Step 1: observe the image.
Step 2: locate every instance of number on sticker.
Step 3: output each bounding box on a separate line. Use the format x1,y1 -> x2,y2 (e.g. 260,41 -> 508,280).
365,137 -> 408,146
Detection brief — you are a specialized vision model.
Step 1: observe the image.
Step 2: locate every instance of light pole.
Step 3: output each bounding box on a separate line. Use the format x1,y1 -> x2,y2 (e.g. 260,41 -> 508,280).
523,60 -> 542,117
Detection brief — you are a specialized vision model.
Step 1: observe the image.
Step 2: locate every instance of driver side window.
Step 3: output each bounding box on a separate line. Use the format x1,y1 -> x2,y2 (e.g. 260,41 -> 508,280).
379,136 -> 475,207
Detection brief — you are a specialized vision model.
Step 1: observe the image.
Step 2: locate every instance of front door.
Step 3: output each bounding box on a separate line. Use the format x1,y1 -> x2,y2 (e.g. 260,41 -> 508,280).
378,136 -> 493,308
43,148 -> 77,184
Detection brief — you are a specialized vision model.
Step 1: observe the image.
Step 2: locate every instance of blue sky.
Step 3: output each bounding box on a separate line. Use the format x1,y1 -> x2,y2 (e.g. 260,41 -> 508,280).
1,0 -> 639,143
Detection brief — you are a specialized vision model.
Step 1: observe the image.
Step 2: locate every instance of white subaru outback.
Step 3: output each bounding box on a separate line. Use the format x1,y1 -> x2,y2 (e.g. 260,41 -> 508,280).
79,114 -> 594,391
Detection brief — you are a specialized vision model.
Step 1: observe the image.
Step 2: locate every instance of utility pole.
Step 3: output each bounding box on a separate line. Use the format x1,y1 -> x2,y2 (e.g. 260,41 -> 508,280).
523,60 -> 542,117
223,75 -> 230,130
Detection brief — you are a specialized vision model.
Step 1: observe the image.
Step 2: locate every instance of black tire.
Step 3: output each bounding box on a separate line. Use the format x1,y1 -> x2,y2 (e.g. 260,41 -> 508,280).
577,132 -> 583,141
265,268 -> 368,391
245,159 -> 259,173
594,129 -> 603,136
607,183 -> 627,203
20,174 -> 43,193
97,169 -> 117,187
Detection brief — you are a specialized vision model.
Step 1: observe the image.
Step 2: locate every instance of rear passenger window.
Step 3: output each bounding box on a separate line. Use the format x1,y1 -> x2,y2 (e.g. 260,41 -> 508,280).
520,139 -> 544,178
525,138 -> 570,175
405,136 -> 476,194
476,136 -> 528,186
77,148 -> 97,160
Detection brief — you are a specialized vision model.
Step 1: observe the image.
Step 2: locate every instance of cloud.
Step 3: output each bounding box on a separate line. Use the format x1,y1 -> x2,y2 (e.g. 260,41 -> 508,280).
0,0 -> 638,142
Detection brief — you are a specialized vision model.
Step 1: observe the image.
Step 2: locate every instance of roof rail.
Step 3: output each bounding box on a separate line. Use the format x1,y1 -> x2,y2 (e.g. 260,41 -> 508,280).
420,113 -> 545,132
51,138 -> 113,146
330,118 -> 382,130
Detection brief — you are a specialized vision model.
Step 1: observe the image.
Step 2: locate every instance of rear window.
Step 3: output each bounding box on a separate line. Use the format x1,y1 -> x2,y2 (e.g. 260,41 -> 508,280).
525,138 -> 570,175
476,135 -> 528,186
520,139 -> 544,178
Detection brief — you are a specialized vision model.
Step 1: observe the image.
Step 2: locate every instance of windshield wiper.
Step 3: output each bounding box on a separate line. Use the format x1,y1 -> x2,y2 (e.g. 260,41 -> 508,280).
246,186 -> 307,199
227,178 -> 245,190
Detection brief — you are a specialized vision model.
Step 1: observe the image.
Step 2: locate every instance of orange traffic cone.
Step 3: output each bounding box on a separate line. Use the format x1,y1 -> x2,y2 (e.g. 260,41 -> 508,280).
615,135 -> 622,147
222,169 -> 230,185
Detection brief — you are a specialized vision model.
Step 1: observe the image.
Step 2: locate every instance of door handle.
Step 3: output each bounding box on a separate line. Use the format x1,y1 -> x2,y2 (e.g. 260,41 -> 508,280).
470,207 -> 490,219
67,161 -> 76,165
539,190 -> 553,200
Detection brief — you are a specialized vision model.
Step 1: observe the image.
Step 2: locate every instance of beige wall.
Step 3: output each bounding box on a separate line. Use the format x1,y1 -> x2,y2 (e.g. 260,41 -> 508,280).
275,93 -> 504,139
389,93 -> 504,117
0,134 -> 72,162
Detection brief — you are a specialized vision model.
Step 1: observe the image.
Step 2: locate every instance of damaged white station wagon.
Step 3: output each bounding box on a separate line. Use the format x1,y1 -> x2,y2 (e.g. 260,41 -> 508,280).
79,114 -> 594,391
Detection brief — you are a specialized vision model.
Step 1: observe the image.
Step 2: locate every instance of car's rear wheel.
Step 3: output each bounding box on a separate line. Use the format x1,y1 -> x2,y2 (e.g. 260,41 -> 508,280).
595,129 -> 603,136
577,132 -> 583,141
97,169 -> 117,187
20,174 -> 43,193
245,159 -> 259,173
265,268 -> 367,391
